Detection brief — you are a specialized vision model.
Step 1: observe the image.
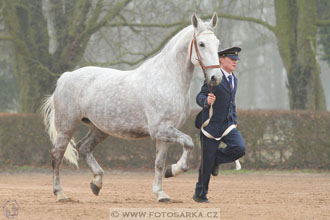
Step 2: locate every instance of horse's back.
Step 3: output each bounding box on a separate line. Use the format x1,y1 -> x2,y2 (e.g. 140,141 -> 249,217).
58,66 -> 129,85
53,66 -> 150,138
55,66 -> 131,97
53,66 -> 124,116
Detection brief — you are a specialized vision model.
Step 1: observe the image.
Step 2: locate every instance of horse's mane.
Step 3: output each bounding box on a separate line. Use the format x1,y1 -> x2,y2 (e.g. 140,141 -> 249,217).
137,26 -> 193,70
162,18 -> 213,54
138,19 -> 213,70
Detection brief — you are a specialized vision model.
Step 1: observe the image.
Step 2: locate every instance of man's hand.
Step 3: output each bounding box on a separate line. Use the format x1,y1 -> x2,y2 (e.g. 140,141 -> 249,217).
207,93 -> 216,105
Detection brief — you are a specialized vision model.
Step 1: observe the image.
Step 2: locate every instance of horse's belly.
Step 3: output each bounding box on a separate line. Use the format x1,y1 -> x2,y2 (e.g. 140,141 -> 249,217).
83,109 -> 150,140
103,126 -> 150,140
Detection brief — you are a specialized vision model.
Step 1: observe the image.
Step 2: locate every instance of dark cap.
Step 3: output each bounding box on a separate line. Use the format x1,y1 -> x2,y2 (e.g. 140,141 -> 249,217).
218,46 -> 241,60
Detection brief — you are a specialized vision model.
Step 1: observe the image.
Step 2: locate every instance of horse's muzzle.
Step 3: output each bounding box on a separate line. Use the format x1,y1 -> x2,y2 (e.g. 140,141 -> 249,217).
209,75 -> 221,86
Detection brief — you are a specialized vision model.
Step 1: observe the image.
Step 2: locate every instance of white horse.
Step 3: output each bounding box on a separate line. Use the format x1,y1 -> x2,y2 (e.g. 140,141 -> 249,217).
42,13 -> 222,202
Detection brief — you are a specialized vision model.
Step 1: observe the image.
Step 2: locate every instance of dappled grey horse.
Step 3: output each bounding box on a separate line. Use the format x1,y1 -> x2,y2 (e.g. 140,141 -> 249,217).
42,13 -> 222,202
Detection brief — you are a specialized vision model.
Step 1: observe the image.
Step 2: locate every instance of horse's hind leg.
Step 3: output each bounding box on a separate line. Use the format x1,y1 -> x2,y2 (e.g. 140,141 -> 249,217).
152,141 -> 170,202
52,130 -> 76,202
77,125 -> 108,196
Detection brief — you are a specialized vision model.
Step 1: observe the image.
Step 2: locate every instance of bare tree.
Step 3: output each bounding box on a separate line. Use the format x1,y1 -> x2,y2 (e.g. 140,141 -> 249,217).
0,0 -> 215,112
0,0 -> 132,112
216,0 -> 330,110
1,0 -> 329,112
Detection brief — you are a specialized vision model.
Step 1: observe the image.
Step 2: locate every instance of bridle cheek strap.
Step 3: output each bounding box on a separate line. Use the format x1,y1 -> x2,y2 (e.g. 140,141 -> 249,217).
189,33 -> 220,80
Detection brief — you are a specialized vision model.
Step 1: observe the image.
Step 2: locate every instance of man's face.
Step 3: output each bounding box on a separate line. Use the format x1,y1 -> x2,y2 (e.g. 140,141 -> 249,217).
219,56 -> 238,73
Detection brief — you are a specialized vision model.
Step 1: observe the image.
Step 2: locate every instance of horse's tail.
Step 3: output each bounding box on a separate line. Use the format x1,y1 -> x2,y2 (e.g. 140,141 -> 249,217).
41,94 -> 79,168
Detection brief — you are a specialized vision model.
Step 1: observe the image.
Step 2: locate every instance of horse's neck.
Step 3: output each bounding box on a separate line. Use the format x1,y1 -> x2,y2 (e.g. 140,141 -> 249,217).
157,28 -> 195,94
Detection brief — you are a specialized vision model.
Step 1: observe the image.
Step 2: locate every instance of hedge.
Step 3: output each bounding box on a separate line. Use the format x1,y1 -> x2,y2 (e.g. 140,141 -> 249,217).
0,110 -> 329,170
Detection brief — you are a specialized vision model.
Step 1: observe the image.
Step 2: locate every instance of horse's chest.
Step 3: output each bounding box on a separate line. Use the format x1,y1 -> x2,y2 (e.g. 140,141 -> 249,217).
162,97 -> 190,127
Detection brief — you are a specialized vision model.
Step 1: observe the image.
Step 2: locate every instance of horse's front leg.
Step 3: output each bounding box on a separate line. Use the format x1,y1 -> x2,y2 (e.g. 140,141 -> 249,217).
150,126 -> 194,178
153,141 -> 170,202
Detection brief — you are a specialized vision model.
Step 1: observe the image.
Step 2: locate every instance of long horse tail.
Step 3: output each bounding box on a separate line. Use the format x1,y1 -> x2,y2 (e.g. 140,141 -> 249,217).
41,94 -> 79,167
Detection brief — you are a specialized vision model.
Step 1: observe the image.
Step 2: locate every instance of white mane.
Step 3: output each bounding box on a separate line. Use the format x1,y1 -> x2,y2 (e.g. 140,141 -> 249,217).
138,20 -> 214,73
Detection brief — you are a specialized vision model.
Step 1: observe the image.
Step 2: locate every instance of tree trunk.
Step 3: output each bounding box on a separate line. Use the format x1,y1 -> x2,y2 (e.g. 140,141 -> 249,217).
13,55 -> 56,112
274,0 -> 326,110
2,0 -> 56,112
2,0 -> 132,112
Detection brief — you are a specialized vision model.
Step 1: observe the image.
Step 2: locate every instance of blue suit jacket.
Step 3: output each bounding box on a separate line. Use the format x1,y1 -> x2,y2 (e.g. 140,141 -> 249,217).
195,71 -> 238,138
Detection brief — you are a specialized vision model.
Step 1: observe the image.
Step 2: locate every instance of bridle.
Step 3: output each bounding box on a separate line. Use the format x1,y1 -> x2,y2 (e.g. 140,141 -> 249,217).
189,31 -> 220,81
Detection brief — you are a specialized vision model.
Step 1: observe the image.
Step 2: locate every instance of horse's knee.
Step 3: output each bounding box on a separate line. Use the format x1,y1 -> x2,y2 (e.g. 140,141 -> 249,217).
182,135 -> 194,149
155,158 -> 165,171
184,143 -> 194,152
155,162 -> 162,171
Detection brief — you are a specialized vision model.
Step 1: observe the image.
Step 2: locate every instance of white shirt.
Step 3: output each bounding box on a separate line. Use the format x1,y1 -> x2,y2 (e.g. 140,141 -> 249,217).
221,68 -> 234,89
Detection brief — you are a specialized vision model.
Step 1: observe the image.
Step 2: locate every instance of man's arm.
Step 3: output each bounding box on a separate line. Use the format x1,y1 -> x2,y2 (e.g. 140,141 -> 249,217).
233,77 -> 238,124
196,81 -> 210,108
233,103 -> 238,125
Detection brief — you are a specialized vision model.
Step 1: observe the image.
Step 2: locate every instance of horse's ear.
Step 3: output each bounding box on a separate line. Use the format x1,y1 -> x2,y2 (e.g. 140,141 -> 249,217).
210,12 -> 218,28
191,13 -> 199,29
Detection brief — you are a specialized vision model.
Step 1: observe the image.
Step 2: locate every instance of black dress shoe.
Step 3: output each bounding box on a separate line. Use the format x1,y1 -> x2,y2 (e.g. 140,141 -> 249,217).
211,164 -> 219,176
193,193 -> 210,203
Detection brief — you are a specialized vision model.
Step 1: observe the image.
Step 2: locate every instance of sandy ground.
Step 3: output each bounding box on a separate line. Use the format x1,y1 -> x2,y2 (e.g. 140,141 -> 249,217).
0,170 -> 329,220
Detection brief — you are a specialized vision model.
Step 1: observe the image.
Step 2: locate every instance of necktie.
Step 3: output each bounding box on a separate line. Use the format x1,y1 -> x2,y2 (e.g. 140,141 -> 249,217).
228,75 -> 233,90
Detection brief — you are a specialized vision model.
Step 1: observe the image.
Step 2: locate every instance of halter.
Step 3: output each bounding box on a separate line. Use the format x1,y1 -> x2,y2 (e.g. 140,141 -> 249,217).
189,31 -> 221,81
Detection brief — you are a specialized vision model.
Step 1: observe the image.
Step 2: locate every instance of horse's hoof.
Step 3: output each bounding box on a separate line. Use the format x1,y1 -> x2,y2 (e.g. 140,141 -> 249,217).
156,191 -> 170,202
164,166 -> 173,178
90,182 -> 101,196
56,197 -> 69,202
55,191 -> 69,202
159,198 -> 171,203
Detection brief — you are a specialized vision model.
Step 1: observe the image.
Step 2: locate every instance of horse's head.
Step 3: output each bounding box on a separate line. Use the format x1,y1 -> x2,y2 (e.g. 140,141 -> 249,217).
190,13 -> 222,87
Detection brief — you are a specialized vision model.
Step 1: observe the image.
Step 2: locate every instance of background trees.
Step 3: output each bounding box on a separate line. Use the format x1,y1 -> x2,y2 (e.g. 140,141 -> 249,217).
273,0 -> 327,110
216,0 -> 330,110
0,0 -> 329,112
0,0 -> 132,112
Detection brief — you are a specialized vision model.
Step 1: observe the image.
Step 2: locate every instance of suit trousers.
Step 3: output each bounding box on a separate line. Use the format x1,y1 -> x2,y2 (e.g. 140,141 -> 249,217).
195,128 -> 245,198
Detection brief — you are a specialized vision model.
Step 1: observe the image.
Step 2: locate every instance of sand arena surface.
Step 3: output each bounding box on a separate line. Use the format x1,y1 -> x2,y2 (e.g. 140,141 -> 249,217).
0,170 -> 329,220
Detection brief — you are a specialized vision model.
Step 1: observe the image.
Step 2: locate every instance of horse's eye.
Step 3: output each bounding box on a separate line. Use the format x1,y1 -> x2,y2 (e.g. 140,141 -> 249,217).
199,42 -> 205,47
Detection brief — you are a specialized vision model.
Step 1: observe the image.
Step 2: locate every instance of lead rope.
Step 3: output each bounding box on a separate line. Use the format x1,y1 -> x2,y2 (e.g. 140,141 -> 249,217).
200,90 -> 242,171
198,85 -> 211,197
199,96 -> 241,198
189,32 -> 239,197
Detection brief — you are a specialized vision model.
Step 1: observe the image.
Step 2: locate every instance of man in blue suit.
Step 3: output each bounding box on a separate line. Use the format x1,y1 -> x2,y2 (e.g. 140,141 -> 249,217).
193,47 -> 246,203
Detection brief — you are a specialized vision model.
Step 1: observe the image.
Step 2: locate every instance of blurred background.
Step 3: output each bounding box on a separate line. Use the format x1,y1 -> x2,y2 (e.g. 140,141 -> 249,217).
0,0 -> 329,170
1,0 -> 330,112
